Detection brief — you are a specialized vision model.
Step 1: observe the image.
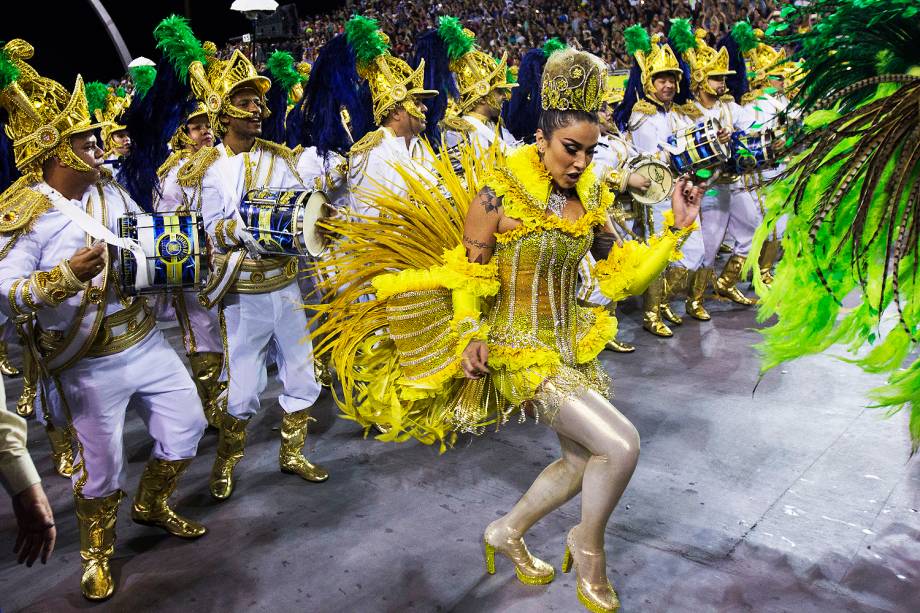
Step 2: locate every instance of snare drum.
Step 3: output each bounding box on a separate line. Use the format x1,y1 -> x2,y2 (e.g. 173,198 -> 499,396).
625,155 -> 675,205
664,118 -> 730,175
239,188 -> 330,257
729,129 -> 776,173
118,213 -> 208,295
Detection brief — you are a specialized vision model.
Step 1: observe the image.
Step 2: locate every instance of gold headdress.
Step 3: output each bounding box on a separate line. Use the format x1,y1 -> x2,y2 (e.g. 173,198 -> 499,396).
346,15 -> 437,125
540,48 -> 607,112
0,39 -> 98,182
625,27 -> 684,100
189,49 -> 270,135
86,84 -> 131,154
436,17 -> 516,115
746,35 -> 789,88
681,28 -> 735,95
170,102 -> 209,151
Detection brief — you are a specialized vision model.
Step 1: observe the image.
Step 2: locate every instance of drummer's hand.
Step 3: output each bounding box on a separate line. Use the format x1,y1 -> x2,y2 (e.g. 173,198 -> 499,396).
670,177 -> 702,229
627,172 -> 651,192
323,202 -> 343,219
70,243 -> 106,282
461,340 -> 489,379
717,128 -> 731,144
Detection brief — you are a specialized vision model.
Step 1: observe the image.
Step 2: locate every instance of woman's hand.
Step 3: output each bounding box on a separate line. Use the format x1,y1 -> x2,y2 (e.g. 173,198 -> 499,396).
461,340 -> 489,379
627,172 -> 651,192
670,177 -> 703,229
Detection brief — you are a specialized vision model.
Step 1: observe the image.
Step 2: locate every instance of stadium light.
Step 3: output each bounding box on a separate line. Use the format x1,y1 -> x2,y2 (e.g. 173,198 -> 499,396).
230,0 -> 278,20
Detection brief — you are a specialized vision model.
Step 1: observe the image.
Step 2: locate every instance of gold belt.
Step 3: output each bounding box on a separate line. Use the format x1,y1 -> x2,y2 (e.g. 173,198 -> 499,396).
215,253 -> 298,294
86,300 -> 156,357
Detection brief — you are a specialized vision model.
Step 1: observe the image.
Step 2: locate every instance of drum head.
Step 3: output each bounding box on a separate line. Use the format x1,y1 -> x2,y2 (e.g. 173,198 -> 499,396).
302,191 -> 331,257
628,158 -> 675,205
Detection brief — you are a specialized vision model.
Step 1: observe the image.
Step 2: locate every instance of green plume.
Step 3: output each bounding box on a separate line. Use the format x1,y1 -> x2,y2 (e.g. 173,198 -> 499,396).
345,14 -> 389,67
731,21 -> 759,53
542,38 -> 567,58
506,67 -> 517,84
438,16 -> 475,60
0,46 -> 20,91
266,50 -> 301,92
85,81 -> 109,117
115,86 -> 126,98
154,15 -> 206,81
624,25 -> 651,56
129,65 -> 156,99
668,18 -> 697,54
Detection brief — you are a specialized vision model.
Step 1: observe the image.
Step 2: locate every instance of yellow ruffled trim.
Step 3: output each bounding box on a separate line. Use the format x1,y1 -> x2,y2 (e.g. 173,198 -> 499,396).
485,144 -> 611,244
441,245 -> 501,296
487,344 -> 561,372
372,268 -> 444,300
575,307 -> 618,364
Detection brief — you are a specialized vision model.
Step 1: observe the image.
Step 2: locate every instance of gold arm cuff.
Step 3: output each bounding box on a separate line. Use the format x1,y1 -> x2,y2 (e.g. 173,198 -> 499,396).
214,220 -> 228,250
8,279 -> 26,318
29,260 -> 86,307
20,277 -> 40,312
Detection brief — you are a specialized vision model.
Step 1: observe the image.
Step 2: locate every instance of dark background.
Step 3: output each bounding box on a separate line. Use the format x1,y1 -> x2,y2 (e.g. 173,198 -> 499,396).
1,0 -> 344,84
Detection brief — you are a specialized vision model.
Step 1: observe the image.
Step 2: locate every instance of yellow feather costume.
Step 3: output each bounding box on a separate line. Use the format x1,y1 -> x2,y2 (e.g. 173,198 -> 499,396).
312,142 -> 689,451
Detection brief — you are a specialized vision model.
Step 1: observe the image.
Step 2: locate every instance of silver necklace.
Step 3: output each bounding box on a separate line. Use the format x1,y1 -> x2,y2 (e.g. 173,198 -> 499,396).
547,190 -> 567,218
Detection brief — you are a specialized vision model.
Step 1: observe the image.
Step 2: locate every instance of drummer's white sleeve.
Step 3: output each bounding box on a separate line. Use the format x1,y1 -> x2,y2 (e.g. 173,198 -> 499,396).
0,229 -> 44,320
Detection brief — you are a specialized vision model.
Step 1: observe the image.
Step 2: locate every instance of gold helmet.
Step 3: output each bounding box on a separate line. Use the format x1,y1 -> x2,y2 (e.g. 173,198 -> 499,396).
677,26 -> 735,96
0,39 -> 99,182
436,17 -> 517,115
170,102 -> 209,151
746,30 -> 789,88
346,15 -> 437,125
625,26 -> 684,100
86,83 -> 131,154
541,48 -> 607,112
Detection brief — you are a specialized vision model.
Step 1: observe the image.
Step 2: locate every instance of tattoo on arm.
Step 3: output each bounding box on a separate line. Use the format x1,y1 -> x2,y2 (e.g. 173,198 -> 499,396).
463,236 -> 495,251
478,187 -> 501,214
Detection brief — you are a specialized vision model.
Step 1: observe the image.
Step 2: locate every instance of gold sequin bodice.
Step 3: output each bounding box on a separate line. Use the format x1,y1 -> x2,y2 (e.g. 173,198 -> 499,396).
487,228 -> 592,367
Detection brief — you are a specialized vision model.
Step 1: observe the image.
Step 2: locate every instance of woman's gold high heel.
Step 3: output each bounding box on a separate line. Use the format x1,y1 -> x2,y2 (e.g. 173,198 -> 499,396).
561,527 -> 620,613
483,522 -> 555,585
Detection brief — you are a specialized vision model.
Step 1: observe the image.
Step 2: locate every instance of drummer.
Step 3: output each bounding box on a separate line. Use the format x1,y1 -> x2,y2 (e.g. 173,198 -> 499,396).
153,19 -> 328,500
615,27 -> 705,338
674,22 -> 759,312
0,43 -> 207,601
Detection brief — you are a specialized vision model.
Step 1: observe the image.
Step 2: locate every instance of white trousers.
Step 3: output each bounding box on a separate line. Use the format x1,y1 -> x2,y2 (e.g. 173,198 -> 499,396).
221,282 -> 321,419
636,199 -> 705,270
174,290 -> 223,355
52,330 -> 206,498
700,183 -> 762,268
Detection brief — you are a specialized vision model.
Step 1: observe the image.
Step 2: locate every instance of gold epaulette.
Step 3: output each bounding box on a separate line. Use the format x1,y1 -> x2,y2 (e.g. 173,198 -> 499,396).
157,150 -> 188,179
677,102 -> 703,120
0,177 -> 51,234
348,128 -> 385,160
291,144 -> 304,157
632,99 -> 658,116
720,94 -> 736,104
741,89 -> 764,105
441,116 -> 475,134
254,138 -> 300,179
178,146 -> 221,188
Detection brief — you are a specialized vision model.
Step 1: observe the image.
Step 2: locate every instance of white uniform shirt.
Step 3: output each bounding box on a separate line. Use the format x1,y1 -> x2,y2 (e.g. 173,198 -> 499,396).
628,106 -> 695,163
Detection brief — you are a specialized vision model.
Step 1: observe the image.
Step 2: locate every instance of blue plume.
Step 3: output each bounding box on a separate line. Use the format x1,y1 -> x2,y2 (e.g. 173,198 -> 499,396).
295,33 -> 373,158
502,48 -> 546,143
0,110 -> 19,193
718,33 -> 749,103
350,80 -> 376,144
411,28 -> 457,147
613,62 -> 645,132
667,39 -> 696,105
118,55 -> 194,211
260,68 -> 289,144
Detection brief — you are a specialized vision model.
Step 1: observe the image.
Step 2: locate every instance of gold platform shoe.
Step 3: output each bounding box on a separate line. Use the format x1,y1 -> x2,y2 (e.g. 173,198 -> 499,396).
642,277 -> 672,337
75,490 -> 123,601
45,424 -> 73,478
715,255 -> 757,305
561,527 -> 621,613
685,268 -> 712,321
0,341 -> 19,376
758,239 -> 781,286
188,351 -> 226,428
660,267 -> 687,326
279,409 -> 329,482
209,413 -> 249,500
15,356 -> 36,417
132,458 -> 207,538
605,339 -> 635,353
483,521 -> 555,585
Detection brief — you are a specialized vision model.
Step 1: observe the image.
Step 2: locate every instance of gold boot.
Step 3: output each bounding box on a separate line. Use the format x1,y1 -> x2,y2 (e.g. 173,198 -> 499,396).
685,268 -> 713,321
187,352 -> 225,428
642,277 -> 672,337
45,424 -> 73,478
132,458 -> 207,538
209,413 -> 249,500
758,239 -> 781,286
279,409 -> 329,482
483,521 -> 555,585
660,267 -> 687,325
602,303 -> 635,353
15,352 -> 36,417
75,490 -> 123,601
0,341 -> 19,376
715,255 -> 758,305
561,527 -> 621,613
